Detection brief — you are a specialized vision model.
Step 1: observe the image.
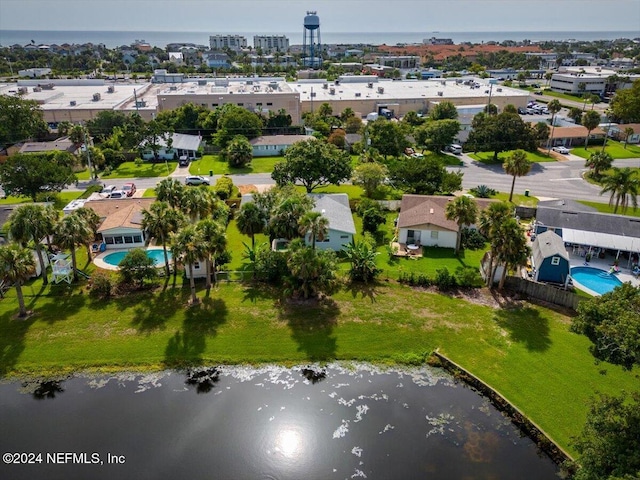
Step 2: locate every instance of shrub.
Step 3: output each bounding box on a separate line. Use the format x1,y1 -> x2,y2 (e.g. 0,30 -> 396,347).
362,208 -> 386,235
215,175 -> 234,200
461,228 -> 487,250
118,248 -> 157,288
89,271 -> 114,299
434,267 -> 456,290
134,158 -> 143,166
470,185 -> 496,198
102,166 -> 112,176
455,266 -> 483,287
254,247 -> 289,284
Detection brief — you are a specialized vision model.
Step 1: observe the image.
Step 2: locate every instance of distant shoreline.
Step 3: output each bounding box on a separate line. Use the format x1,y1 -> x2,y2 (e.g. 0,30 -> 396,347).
1,29 -> 638,49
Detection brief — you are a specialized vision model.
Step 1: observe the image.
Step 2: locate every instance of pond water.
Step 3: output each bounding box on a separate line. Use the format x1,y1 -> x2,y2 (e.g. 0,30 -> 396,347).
0,365 -> 560,480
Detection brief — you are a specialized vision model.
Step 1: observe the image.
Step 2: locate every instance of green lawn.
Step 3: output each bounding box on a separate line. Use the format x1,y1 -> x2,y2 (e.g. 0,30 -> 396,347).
142,188 -> 157,198
470,150 -> 556,164
578,200 -> 640,217
1,274 -> 638,455
569,141 -> 640,160
0,195 -> 32,205
189,155 -> 283,175
541,89 -> 587,103
100,161 -> 178,179
491,192 -> 539,207
75,169 -> 91,181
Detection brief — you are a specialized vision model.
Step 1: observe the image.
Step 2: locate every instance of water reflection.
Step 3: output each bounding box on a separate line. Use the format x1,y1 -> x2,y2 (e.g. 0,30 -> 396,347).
185,367 -> 220,394
23,379 -> 65,400
300,366 -> 326,384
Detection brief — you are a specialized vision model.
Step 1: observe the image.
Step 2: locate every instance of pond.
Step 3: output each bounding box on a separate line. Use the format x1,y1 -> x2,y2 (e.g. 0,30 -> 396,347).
0,365 -> 560,480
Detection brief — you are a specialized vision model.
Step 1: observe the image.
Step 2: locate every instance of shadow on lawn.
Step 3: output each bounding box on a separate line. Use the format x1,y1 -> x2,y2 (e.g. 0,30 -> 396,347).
278,297 -> 339,362
343,281 -> 382,303
129,288 -> 189,333
0,310 -> 34,377
163,298 -> 228,366
493,306 -> 551,352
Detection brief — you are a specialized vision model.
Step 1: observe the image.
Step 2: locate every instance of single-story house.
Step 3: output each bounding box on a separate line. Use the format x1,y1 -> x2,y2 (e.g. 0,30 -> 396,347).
12,137 -> 80,156
545,125 -> 606,148
609,123 -> 640,144
307,193 -> 356,251
534,199 -> 640,267
531,230 -> 570,285
249,135 -> 310,157
141,132 -> 202,160
84,198 -> 154,249
397,195 -> 494,249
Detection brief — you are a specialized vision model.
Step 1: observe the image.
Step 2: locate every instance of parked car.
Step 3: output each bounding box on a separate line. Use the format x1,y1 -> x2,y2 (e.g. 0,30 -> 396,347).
534,91 -> 543,96
526,107 -> 536,115
446,144 -> 463,155
101,184 -> 117,195
552,146 -> 570,155
185,175 -> 210,186
122,182 -> 136,197
108,190 -> 127,199
179,155 -> 190,167
518,107 -> 528,115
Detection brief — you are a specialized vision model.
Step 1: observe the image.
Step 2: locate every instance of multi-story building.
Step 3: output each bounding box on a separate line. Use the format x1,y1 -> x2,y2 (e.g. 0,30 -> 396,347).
209,35 -> 247,52
253,35 -> 289,53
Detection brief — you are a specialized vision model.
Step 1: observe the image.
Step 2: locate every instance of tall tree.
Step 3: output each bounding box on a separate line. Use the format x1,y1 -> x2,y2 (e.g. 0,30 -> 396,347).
0,153 -> 76,201
351,162 -> 389,198
546,99 -> 562,153
222,135 -> 253,168
0,244 -> 36,317
390,156 -> 462,195
298,211 -> 329,250
196,218 -> 226,291
269,194 -> 313,240
478,202 -> 512,286
366,119 -> 409,158
0,95 -> 48,145
171,225 -> 207,304
8,204 -> 57,285
467,112 -> 536,161
599,167 -> 640,213
495,218 -> 530,290
415,119 -> 461,153
584,151 -> 613,179
142,201 -> 187,276
285,239 -> 338,299
271,138 -> 352,193
582,110 -> 601,149
53,214 -> 92,282
236,202 -> 266,249
215,104 -> 263,148
609,79 -> 640,123
445,196 -> 478,255
429,101 -> 458,120
155,178 -> 185,209
623,126 -> 634,149
503,150 -> 531,202
72,207 -> 101,261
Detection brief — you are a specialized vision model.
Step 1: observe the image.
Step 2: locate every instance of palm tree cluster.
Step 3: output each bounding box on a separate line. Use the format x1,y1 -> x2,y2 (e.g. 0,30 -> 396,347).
599,167 -> 640,214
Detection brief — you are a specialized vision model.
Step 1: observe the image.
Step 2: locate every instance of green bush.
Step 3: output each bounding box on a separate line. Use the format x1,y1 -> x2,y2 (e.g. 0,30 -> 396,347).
215,175 -> 234,200
89,271 -> 114,299
461,228 -> 487,250
118,248 -> 157,288
255,247 -> 289,283
134,158 -> 143,166
455,266 -> 483,287
434,267 -> 456,290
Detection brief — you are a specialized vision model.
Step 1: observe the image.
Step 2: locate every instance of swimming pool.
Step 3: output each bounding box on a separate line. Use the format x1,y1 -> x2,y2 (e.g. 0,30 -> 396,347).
102,249 -> 171,268
570,266 -> 623,295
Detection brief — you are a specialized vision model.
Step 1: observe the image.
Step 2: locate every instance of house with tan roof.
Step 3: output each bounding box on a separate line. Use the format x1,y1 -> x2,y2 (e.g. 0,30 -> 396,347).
84,198 -> 154,249
397,195 -> 494,249
547,125 -> 605,148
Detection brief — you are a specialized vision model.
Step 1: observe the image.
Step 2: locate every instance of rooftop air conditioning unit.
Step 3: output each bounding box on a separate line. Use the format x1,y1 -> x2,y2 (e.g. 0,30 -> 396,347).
33,86 -> 42,92
169,86 -> 177,91
377,87 -> 384,94
367,82 -> 374,88
311,92 -> 316,97
107,85 -> 115,93
437,91 -> 443,96
17,87 -> 28,94
334,80 -> 340,85
198,79 -> 207,85
322,83 -> 328,89
92,93 -> 101,101
246,80 -> 253,85
329,88 -> 335,95
355,92 -> 361,97
40,83 -> 54,90
496,87 -> 502,92
70,100 -> 77,106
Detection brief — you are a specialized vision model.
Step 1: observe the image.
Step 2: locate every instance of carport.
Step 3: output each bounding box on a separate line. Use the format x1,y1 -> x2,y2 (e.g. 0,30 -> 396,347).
562,228 -> 640,268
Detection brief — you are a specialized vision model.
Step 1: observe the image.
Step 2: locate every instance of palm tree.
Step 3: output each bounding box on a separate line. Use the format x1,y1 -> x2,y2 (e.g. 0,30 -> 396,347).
236,202 -> 266,249
269,196 -> 312,241
171,225 -> 207,304
54,214 -> 92,282
72,207 -> 101,261
298,211 -> 329,250
584,151 -> 613,179
478,202 -> 512,287
493,218 -> 530,290
0,244 -> 36,317
503,150 -> 531,202
8,204 -> 56,285
155,178 -> 185,209
445,196 -> 479,255
546,99 -> 562,153
181,186 -> 209,222
142,201 -> 187,276
623,127 -> 634,149
600,167 -> 640,213
582,110 -> 601,149
343,240 -> 380,283
196,219 -> 226,291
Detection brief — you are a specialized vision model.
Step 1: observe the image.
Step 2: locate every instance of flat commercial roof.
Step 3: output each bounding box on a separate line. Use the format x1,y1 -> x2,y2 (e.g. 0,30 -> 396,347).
157,79 -> 294,96
289,79 -> 529,103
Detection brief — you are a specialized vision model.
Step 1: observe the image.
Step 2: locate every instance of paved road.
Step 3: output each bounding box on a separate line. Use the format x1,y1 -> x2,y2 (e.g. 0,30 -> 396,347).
73,156 -> 640,203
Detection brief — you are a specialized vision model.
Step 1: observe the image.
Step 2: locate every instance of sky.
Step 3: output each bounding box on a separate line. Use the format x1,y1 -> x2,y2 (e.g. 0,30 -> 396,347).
1,0 -> 639,33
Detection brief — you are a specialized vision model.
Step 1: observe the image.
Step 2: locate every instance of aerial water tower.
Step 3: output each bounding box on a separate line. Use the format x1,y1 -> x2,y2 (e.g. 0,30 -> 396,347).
303,11 -> 322,69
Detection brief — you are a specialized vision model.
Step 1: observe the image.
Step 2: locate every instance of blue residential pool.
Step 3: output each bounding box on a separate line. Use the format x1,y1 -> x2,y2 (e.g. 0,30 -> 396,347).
103,249 -> 171,267
570,266 -> 623,295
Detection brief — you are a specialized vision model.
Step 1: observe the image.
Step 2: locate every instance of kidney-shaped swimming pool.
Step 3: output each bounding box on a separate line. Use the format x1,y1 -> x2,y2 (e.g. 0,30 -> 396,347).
570,266 -> 622,295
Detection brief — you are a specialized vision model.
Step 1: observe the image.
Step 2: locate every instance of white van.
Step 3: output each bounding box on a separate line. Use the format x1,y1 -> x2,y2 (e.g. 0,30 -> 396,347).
447,144 -> 463,155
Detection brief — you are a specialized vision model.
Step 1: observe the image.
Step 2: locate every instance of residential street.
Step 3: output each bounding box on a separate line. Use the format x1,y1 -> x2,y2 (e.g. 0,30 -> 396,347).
72,156 -> 640,203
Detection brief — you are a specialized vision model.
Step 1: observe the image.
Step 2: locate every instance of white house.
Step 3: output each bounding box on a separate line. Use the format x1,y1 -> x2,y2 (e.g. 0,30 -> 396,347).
141,132 -> 202,160
307,193 -> 356,251
249,135 -> 310,157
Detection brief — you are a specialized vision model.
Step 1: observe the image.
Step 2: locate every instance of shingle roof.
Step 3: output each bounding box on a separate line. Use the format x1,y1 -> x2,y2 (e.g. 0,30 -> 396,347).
18,137 -> 78,154
84,198 -> 154,232
309,193 -> 356,234
536,203 -> 640,238
549,126 -> 605,139
397,195 -> 495,231
532,230 -> 569,268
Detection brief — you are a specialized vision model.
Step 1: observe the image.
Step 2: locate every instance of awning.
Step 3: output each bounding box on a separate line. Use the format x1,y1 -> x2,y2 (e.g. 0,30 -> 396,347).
562,228 -> 640,252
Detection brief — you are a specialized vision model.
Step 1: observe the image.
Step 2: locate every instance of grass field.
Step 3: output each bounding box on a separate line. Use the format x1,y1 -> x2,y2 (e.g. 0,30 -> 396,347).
470,150 -> 556,164
578,199 -> 640,217
570,141 -> 640,160
101,161 -> 178,179
189,155 -> 283,175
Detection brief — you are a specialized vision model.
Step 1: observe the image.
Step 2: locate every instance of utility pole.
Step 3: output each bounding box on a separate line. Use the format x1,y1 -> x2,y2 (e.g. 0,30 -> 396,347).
82,125 -> 94,181
487,82 -> 494,114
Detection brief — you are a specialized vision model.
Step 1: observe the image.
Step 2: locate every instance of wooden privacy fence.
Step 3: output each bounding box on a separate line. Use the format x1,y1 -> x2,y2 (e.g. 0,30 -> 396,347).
504,276 -> 581,310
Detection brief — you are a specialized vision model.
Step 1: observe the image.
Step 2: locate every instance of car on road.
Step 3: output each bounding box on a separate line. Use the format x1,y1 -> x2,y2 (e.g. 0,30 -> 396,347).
122,182 -> 136,197
552,146 -> 570,155
446,144 -> 463,155
185,175 -> 210,186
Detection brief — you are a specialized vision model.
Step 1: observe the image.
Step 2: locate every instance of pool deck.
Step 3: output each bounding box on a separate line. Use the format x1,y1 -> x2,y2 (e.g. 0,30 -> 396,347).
568,251 -> 640,295
93,247 -> 166,271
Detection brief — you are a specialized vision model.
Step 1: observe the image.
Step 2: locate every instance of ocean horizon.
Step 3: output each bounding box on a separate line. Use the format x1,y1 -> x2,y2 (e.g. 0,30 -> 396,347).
1,29 -> 638,49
